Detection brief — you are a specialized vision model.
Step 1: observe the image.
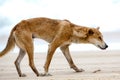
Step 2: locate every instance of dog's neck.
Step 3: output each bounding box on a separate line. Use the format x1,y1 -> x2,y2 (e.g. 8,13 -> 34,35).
70,25 -> 89,44
71,35 -> 88,44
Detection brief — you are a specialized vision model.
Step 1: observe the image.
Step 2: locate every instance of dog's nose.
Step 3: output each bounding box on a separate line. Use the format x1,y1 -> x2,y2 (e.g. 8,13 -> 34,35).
105,44 -> 108,48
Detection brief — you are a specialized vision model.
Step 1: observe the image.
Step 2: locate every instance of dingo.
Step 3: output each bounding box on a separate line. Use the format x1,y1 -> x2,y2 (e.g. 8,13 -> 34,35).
0,17 -> 108,77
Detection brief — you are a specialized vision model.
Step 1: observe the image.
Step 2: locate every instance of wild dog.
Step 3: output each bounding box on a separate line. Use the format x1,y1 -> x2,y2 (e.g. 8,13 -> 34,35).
0,17 -> 108,77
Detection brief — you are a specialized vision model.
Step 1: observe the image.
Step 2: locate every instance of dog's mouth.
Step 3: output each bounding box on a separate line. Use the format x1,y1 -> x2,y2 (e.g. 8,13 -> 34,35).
97,44 -> 108,50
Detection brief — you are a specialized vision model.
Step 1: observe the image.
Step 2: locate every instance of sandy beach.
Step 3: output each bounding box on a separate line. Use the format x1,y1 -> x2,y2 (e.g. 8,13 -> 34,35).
0,50 -> 120,80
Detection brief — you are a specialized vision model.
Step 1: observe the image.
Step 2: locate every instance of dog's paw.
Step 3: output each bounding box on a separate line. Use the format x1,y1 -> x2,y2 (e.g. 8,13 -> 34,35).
40,73 -> 52,77
73,66 -> 84,72
76,68 -> 85,72
19,73 -> 26,77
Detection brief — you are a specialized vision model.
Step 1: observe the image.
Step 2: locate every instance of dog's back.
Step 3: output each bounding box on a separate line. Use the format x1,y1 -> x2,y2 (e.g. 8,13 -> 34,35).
14,17 -> 72,43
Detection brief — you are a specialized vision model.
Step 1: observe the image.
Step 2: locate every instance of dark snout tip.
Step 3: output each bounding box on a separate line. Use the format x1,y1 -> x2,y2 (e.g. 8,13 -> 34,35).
105,44 -> 108,48
98,43 -> 108,50
102,44 -> 108,50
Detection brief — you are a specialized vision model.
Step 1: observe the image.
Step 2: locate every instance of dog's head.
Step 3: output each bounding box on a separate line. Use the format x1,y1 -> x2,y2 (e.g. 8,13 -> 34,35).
73,27 -> 108,50
87,27 -> 108,50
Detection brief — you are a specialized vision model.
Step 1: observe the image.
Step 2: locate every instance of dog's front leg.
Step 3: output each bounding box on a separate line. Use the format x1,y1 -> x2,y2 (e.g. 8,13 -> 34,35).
60,45 -> 84,72
43,43 -> 58,76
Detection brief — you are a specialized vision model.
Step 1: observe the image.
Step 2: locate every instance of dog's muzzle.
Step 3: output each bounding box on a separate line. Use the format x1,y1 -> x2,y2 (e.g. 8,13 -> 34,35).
98,43 -> 108,50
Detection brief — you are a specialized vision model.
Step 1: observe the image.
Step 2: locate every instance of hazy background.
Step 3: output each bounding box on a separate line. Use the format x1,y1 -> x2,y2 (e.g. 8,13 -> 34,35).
0,0 -> 120,53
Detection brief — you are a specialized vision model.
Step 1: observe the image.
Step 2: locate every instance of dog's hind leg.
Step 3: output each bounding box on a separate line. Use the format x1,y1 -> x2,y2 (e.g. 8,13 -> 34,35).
23,35 -> 40,76
15,48 -> 26,77
26,44 -> 40,76
14,32 -> 40,77
60,45 -> 84,72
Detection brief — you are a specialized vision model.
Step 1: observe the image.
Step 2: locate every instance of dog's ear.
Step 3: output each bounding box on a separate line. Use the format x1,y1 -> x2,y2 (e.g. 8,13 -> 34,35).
88,29 -> 94,35
97,27 -> 100,30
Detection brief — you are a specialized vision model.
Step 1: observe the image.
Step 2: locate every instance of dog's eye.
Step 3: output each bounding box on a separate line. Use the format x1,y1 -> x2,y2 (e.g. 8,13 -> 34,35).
98,37 -> 102,40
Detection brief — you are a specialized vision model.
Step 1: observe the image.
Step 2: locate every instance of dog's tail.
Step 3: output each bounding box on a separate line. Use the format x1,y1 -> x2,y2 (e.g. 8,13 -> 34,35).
0,30 -> 15,57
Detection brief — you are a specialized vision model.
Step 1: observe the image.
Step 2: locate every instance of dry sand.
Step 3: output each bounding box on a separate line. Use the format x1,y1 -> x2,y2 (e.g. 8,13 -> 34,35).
0,50 -> 120,80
